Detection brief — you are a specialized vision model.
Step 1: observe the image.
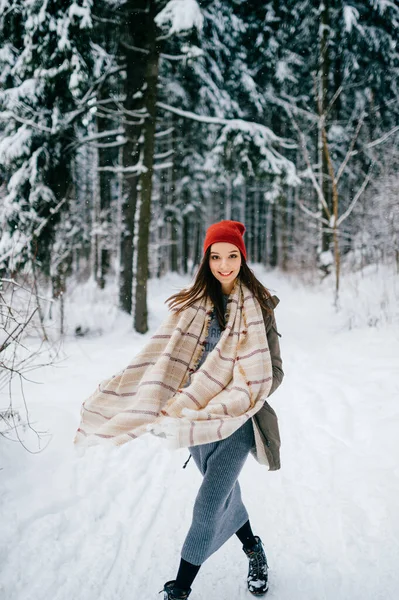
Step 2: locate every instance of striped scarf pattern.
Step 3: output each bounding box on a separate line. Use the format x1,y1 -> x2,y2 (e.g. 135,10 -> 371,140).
74,280 -> 273,453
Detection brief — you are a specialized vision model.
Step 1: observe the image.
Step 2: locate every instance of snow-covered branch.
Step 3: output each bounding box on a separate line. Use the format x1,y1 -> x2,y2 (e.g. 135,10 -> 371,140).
160,45 -> 203,62
0,111 -> 52,134
97,164 -> 147,174
71,128 -> 124,150
157,102 -> 296,149
154,149 -> 174,160
120,42 -> 150,55
33,198 -> 68,238
153,161 -> 174,171
90,139 -> 127,149
155,0 -> 203,40
155,127 -> 174,138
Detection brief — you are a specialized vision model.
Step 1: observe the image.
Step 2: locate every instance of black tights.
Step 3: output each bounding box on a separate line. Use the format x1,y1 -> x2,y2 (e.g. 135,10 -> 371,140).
174,520 -> 256,591
235,519 -> 257,550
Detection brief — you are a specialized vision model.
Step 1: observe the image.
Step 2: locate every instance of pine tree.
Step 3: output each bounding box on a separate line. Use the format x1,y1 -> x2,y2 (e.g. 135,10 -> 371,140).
0,0 -> 95,274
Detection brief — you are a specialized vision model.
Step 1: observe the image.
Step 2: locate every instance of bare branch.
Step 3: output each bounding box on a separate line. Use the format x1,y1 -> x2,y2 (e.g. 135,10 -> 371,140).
0,279 -> 52,303
77,65 -> 126,107
287,108 -> 331,218
325,85 -> 343,118
120,41 -> 150,55
0,320 -> 28,354
296,200 -> 330,225
33,197 -> 67,238
266,91 -> 318,122
350,124 -> 399,156
336,163 -> 374,227
336,112 -> 366,184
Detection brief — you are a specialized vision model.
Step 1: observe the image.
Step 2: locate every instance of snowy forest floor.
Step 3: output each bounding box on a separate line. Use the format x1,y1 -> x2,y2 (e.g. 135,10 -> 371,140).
1,267 -> 399,600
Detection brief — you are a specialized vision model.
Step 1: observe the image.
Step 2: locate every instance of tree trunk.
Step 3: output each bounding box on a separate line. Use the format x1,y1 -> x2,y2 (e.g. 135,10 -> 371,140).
170,115 -> 179,273
240,180 -> 246,225
253,182 -> 259,263
225,175 -> 232,221
270,200 -> 278,268
280,187 -> 288,271
182,211 -> 189,274
119,0 -> 147,314
192,220 -> 202,274
90,135 -> 100,283
319,0 -> 332,255
322,124 -> 341,303
134,0 -> 160,333
97,100 -> 114,289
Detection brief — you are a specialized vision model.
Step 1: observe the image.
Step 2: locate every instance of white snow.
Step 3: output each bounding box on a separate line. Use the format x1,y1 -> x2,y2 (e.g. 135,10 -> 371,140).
319,249 -> 334,267
0,125 -> 32,166
69,1 -> 93,30
275,61 -> 296,84
343,5 -> 360,33
0,77 -> 39,104
1,267 -> 399,600
155,0 -> 203,36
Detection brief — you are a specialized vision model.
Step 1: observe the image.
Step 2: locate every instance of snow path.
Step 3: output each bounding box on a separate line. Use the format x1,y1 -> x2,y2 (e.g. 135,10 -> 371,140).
1,271 -> 399,600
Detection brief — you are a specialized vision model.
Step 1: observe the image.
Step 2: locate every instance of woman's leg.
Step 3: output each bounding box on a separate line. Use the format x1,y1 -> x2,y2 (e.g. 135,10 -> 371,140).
174,558 -> 201,590
181,419 -> 255,565
162,559 -> 200,598
235,519 -> 257,550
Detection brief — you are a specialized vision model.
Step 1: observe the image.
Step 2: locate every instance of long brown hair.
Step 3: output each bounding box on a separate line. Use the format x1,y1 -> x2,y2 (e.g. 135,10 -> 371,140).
166,248 -> 273,328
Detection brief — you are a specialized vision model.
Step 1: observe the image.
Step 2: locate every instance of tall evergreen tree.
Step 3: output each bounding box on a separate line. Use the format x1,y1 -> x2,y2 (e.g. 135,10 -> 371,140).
0,0 -> 95,274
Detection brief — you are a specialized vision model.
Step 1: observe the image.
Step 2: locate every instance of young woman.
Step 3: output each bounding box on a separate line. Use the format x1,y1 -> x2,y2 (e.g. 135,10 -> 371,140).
74,220 -> 284,599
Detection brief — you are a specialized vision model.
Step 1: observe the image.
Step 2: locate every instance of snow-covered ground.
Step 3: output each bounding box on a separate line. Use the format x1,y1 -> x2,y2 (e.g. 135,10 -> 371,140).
1,268 -> 399,600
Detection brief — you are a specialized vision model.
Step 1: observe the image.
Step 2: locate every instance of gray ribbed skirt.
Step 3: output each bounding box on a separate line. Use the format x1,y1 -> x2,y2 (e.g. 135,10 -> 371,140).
181,418 -> 255,565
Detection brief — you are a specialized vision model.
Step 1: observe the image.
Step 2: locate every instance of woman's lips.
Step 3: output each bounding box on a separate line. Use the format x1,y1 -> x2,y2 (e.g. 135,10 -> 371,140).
218,271 -> 233,277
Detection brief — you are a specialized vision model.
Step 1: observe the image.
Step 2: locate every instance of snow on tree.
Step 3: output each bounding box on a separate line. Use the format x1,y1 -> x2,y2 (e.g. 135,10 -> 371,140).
0,0 -> 95,273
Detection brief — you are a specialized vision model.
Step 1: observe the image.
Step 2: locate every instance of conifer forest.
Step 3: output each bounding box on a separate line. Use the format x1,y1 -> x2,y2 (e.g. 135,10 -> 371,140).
1,5 -> 399,598
0,0 -> 398,337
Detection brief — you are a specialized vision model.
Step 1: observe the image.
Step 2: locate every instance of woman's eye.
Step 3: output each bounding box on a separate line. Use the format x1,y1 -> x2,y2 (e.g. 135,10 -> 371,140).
211,255 -> 238,260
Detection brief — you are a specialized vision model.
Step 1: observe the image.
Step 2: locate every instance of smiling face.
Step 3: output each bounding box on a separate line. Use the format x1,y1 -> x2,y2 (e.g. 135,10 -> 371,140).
209,242 -> 242,294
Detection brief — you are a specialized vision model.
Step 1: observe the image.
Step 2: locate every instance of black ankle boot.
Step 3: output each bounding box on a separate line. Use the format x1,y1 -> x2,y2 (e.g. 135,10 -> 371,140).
243,536 -> 269,595
161,580 -> 191,599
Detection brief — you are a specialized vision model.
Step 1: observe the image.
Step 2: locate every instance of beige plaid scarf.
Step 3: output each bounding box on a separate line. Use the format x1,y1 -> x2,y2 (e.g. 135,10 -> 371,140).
74,280 -> 273,452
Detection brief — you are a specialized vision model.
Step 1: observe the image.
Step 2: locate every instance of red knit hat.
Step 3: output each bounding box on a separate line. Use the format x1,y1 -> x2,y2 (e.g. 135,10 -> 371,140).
203,220 -> 247,260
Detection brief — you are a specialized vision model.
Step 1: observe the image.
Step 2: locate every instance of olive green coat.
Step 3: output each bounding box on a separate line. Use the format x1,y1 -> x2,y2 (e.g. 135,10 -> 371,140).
251,295 -> 284,470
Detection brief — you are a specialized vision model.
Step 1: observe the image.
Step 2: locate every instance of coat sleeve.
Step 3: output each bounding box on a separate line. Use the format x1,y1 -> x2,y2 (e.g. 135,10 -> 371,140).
262,296 -> 284,397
